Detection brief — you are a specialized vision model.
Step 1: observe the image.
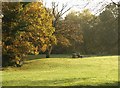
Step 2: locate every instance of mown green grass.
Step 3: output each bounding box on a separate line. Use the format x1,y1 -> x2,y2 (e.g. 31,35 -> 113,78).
2,56 -> 118,86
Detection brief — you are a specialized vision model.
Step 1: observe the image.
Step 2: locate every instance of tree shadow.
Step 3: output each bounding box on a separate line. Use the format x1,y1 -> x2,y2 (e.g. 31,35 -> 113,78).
2,77 -> 119,88
97,81 -> 119,86
26,55 -> 45,60
2,77 -> 91,86
26,54 -> 72,61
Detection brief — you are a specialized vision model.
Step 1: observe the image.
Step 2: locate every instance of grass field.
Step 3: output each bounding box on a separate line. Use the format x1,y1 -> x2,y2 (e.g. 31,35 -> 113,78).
2,55 -> 118,86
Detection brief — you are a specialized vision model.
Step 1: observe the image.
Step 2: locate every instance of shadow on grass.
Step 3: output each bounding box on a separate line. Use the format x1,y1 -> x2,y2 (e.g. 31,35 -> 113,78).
26,54 -> 72,61
2,77 -> 90,86
26,54 -> 114,61
2,78 -> 119,88
97,81 -> 119,86
26,55 -> 45,60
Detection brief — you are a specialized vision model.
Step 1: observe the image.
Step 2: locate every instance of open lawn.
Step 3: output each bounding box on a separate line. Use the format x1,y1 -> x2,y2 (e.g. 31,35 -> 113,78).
2,55 -> 118,86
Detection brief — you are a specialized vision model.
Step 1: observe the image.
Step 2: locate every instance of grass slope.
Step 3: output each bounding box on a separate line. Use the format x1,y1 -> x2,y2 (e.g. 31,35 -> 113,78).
2,56 -> 118,86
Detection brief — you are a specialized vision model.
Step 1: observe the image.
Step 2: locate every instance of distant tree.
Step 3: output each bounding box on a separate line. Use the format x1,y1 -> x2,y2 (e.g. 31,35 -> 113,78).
45,2 -> 87,56
44,2 -> 75,57
52,1 -> 119,55
111,0 -> 120,7
77,5 -> 118,55
74,9 -> 99,54
110,0 -> 120,55
52,12 -> 83,54
95,4 -> 118,54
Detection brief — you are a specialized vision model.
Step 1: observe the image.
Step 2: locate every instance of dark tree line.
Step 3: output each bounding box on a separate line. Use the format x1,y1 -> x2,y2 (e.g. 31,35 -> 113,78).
52,3 -> 118,55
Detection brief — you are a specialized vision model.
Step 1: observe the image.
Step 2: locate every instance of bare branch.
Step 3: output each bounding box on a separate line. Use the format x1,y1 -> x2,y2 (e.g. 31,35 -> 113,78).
59,3 -> 68,16
111,0 -> 120,7
75,1 -> 90,10
111,0 -> 118,5
61,6 -> 73,16
83,2 -> 90,8
94,2 -> 108,15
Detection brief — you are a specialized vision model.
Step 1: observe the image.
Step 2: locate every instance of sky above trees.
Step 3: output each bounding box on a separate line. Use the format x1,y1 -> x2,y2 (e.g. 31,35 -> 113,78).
43,0 -> 119,16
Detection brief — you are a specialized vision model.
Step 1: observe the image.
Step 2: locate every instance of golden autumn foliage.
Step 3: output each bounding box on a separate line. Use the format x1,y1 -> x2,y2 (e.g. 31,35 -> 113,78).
2,2 -> 56,66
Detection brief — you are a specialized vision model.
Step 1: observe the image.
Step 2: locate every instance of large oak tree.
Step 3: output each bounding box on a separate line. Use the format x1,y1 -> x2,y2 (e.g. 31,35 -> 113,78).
2,2 -> 56,66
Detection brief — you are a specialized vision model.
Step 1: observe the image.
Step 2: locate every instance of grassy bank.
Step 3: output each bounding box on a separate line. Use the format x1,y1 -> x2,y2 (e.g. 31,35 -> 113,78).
2,56 -> 118,86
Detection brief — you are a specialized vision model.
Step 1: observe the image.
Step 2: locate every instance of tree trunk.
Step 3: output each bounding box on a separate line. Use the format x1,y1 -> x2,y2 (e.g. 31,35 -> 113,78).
45,18 -> 56,58
45,19 -> 56,58
46,46 -> 53,58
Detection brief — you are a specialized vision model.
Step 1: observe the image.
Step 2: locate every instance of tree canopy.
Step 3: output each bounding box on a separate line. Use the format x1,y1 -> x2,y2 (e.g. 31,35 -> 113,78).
2,2 -> 56,66
53,4 -> 118,55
